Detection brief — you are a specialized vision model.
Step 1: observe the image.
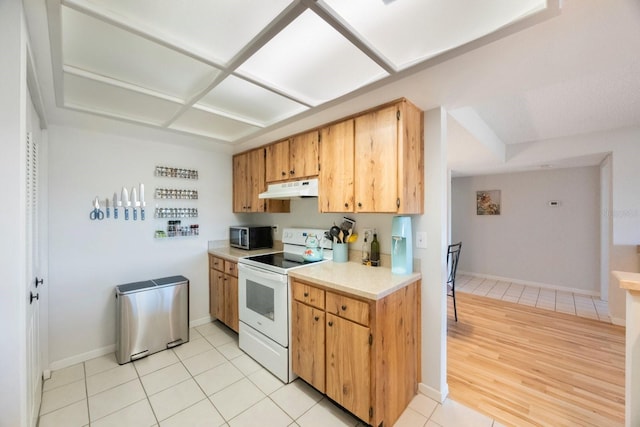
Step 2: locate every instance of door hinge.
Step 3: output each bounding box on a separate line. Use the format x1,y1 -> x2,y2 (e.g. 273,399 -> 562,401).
396,110 -> 400,120
263,148 -> 266,158
370,406 -> 373,418
369,333 -> 373,345
396,198 -> 400,208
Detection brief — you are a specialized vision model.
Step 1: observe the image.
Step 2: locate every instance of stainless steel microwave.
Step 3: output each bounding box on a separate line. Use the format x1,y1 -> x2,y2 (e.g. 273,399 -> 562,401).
230,226 -> 273,250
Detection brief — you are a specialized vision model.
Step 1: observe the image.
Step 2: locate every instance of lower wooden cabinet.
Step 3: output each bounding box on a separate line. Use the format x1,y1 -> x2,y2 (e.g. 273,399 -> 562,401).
209,255 -> 239,332
326,313 -> 371,422
291,278 -> 420,427
292,301 -> 325,392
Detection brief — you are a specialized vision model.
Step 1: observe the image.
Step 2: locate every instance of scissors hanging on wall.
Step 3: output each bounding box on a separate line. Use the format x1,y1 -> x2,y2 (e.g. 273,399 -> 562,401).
90,196 -> 105,220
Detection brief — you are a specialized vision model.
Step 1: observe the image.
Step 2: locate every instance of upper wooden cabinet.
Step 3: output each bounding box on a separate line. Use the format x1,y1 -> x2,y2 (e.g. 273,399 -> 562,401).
319,99 -> 424,214
266,130 -> 320,183
354,99 -> 424,214
233,148 -> 289,213
319,120 -> 355,213
232,98 -> 422,214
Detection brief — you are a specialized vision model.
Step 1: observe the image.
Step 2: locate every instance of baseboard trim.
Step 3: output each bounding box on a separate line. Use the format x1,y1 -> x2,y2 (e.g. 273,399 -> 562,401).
49,317 -> 215,371
190,316 -> 215,328
49,344 -> 116,371
611,316 -> 626,326
458,271 -> 600,298
418,382 -> 448,403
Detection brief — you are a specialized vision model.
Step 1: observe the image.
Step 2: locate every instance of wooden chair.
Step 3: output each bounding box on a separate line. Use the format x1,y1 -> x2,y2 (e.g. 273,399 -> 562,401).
447,242 -> 462,321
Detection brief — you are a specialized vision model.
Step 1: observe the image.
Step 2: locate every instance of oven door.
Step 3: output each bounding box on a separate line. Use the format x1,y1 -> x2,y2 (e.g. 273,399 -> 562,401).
238,263 -> 288,347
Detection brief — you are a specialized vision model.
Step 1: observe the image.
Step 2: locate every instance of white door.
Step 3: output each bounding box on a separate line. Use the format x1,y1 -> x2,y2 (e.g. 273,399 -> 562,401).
25,92 -> 43,426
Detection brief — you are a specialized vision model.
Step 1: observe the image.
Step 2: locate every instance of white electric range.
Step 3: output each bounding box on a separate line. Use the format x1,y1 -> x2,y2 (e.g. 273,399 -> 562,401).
237,227 -> 332,383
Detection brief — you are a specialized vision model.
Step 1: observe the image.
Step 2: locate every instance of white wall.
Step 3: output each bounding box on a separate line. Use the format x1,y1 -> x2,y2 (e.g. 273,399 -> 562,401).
452,166 -> 600,294
47,125 -> 236,368
0,0 -> 29,425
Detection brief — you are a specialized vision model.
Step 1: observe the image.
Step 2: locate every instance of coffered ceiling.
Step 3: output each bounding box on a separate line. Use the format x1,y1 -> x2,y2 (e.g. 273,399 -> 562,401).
46,0 -> 550,144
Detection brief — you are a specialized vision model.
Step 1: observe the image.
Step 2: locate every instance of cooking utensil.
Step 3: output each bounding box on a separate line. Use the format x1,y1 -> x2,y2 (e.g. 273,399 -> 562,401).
131,187 -> 138,220
90,197 -> 104,220
330,225 -> 340,243
139,183 -> 146,220
121,187 -> 130,220
338,230 -> 344,243
113,192 -> 119,219
105,197 -> 110,218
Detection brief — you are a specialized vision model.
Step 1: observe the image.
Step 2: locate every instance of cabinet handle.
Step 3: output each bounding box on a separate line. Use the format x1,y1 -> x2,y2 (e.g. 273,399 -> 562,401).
344,203 -> 349,208
290,169 -> 295,175
30,291 -> 39,304
35,277 -> 44,288
328,321 -> 333,327
281,171 -> 286,176
341,305 -> 347,311
314,316 -> 319,321
358,202 -> 362,207
303,292 -> 309,297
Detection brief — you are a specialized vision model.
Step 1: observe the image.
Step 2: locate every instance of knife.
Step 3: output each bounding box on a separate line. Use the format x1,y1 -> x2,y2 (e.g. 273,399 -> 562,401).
113,192 -> 119,219
131,187 -> 138,221
122,186 -> 130,220
105,197 -> 110,219
139,183 -> 146,221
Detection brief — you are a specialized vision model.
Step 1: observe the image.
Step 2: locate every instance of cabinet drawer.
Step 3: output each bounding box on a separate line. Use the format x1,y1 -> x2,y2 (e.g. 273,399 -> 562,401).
224,261 -> 238,277
292,281 -> 325,309
210,255 -> 224,271
326,292 -> 370,326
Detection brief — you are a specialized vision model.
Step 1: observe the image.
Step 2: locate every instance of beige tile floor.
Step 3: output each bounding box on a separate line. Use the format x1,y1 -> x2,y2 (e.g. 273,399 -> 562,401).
38,320 -> 506,427
456,274 -> 611,323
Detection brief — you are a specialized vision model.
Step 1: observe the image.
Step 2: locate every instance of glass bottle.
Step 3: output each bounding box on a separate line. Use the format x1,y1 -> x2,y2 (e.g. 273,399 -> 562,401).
361,234 -> 369,265
370,232 -> 380,267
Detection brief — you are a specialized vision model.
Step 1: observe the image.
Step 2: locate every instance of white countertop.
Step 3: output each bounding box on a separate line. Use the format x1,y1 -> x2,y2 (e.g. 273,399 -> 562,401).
288,261 -> 421,300
614,270 -> 640,292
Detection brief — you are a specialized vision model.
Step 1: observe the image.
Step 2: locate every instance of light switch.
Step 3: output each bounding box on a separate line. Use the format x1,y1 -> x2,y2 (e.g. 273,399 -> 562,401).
416,232 -> 427,248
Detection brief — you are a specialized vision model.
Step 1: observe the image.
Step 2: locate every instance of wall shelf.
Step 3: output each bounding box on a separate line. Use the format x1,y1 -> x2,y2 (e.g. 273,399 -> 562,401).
154,188 -> 198,199
154,207 -> 198,219
155,166 -> 198,180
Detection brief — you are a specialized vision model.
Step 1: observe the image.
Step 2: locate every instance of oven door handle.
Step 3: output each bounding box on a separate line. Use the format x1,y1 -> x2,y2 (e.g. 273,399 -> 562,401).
239,264 -> 288,284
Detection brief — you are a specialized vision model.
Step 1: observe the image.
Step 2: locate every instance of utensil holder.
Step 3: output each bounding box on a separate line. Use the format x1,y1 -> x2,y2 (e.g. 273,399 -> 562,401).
333,243 -> 348,263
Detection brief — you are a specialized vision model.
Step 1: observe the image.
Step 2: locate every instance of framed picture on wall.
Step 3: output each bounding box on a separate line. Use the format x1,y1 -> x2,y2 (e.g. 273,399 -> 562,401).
476,190 -> 501,215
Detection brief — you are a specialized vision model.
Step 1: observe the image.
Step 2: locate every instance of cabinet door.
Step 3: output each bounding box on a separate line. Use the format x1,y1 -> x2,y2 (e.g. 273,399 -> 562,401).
232,153 -> 249,213
319,121 -> 354,212
292,302 -> 325,392
290,130 -> 319,180
246,148 -> 266,212
354,105 -> 398,212
326,313 -> 371,422
225,275 -> 239,332
212,270 -> 225,321
209,268 -> 216,316
266,139 -> 290,182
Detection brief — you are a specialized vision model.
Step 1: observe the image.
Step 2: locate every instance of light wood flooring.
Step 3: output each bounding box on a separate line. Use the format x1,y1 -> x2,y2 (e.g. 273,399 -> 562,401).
447,292 -> 625,427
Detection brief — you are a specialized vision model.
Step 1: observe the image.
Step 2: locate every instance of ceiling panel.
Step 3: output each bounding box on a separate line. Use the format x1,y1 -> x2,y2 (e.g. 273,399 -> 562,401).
322,0 -> 547,69
82,0 -> 295,64
64,73 -> 182,125
236,10 -> 389,106
170,107 -> 261,142
62,6 -> 219,100
48,0 -> 557,144
197,75 -> 309,127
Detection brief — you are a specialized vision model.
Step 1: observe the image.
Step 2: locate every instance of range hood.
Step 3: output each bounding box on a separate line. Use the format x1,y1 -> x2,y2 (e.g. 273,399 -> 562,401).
259,178 -> 319,199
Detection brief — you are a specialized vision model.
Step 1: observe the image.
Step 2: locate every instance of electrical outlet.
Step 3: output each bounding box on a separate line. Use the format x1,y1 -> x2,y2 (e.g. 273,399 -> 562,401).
272,224 -> 278,234
416,232 -> 427,248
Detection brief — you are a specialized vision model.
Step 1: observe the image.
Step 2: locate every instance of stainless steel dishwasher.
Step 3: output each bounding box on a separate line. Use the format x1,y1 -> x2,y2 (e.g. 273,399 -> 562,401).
115,275 -> 189,364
